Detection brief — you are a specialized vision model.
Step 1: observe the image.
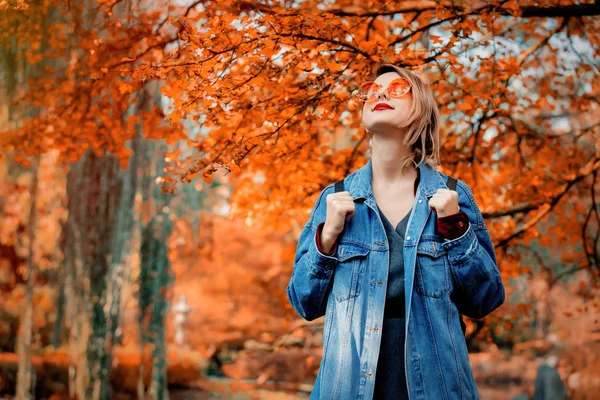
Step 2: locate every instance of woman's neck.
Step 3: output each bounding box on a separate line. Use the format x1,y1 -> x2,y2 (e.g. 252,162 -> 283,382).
371,137 -> 416,184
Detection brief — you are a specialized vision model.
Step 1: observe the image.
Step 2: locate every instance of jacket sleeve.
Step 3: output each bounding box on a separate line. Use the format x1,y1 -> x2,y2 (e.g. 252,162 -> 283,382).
286,185 -> 340,321
437,211 -> 470,240
316,221 -> 343,255
442,180 -> 505,319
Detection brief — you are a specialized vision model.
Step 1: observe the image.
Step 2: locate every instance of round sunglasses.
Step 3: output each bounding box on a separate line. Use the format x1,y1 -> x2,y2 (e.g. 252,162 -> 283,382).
355,77 -> 412,102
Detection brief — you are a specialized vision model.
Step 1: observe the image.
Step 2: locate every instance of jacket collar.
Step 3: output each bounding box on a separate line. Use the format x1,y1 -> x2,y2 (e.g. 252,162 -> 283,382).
349,157 -> 447,201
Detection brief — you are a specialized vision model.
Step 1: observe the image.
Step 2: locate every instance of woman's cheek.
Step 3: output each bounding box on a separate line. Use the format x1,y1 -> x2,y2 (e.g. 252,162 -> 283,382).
361,110 -> 372,126
392,109 -> 408,127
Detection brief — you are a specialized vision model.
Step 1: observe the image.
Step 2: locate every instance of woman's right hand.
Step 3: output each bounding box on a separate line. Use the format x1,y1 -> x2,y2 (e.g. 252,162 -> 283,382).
322,191 -> 356,240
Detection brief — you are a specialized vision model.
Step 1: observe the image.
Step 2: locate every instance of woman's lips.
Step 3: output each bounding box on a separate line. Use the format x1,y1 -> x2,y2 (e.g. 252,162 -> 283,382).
373,103 -> 394,111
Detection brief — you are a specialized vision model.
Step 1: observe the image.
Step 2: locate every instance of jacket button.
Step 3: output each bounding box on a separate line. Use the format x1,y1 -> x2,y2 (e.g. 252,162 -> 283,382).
406,236 -> 411,240
459,222 -> 464,227
365,372 -> 372,376
418,199 -> 422,203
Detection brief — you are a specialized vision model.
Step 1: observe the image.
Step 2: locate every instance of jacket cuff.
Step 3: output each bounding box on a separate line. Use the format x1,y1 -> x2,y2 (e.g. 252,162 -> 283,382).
315,221 -> 341,256
307,222 -> 341,271
437,211 -> 470,240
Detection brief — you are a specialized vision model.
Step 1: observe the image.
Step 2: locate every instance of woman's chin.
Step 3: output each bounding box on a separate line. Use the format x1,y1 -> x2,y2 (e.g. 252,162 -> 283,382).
363,125 -> 404,137
363,119 -> 404,133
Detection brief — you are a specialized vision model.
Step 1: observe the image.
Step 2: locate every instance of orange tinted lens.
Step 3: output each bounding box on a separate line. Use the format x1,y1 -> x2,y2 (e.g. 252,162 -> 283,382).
357,82 -> 380,101
388,78 -> 411,97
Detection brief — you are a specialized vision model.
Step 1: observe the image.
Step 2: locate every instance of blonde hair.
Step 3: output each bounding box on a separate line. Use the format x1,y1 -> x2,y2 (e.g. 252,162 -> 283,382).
365,64 -> 441,170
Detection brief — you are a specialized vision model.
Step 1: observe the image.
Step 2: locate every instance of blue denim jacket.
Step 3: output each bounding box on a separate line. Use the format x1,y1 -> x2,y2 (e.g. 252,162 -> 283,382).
287,158 -> 505,400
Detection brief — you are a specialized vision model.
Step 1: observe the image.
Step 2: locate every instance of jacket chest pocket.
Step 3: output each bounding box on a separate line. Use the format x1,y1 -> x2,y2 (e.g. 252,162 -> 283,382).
415,240 -> 451,298
332,242 -> 370,303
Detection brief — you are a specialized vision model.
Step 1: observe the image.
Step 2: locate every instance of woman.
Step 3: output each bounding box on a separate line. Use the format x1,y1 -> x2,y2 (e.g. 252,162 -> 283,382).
287,64 -> 505,400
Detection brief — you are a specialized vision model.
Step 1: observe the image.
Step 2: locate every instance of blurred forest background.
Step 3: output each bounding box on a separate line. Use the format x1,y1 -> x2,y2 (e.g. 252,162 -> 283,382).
1,0 -> 599,399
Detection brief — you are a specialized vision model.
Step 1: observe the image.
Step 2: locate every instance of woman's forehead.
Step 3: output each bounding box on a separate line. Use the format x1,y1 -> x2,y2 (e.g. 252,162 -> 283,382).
374,71 -> 403,84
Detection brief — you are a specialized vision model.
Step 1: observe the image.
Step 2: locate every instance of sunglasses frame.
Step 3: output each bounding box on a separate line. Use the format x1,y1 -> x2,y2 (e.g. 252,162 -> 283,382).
356,77 -> 412,103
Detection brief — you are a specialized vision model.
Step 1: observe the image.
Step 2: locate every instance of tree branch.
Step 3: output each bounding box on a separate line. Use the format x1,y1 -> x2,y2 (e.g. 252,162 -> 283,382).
327,2 -> 600,18
519,3 -> 600,18
494,157 -> 600,248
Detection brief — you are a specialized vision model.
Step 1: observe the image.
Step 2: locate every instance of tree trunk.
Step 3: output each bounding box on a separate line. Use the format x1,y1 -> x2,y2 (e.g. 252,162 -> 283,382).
138,88 -> 174,400
61,137 -> 138,398
15,158 -> 39,400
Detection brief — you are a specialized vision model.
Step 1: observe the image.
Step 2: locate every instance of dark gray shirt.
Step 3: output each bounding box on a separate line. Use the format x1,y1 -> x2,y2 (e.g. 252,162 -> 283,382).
373,204 -> 412,399
378,205 -> 411,317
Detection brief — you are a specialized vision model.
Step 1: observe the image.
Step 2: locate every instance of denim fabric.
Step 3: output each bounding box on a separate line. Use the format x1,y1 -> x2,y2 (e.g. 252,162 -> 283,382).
287,158 -> 505,400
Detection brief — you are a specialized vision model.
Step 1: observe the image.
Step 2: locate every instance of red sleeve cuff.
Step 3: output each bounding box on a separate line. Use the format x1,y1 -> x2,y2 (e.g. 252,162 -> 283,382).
316,221 -> 341,256
436,211 -> 470,240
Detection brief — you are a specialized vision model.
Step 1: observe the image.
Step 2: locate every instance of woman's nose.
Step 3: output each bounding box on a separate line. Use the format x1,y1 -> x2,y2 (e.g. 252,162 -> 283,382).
377,88 -> 389,100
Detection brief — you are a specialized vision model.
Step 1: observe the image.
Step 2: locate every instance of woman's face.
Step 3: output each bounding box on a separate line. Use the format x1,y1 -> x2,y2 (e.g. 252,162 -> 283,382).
361,71 -> 413,136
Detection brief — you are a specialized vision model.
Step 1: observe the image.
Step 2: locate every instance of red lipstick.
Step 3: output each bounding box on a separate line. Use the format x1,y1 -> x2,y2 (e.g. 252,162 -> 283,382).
373,103 -> 394,111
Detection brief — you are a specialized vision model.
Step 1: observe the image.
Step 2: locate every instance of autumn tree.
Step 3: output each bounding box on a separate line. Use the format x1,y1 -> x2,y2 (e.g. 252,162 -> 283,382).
136,0 -> 600,312
2,1 -> 175,398
2,0 -> 600,395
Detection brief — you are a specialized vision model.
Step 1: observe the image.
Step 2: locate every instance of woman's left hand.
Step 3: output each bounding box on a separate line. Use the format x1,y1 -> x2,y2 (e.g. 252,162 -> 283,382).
428,188 -> 460,218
